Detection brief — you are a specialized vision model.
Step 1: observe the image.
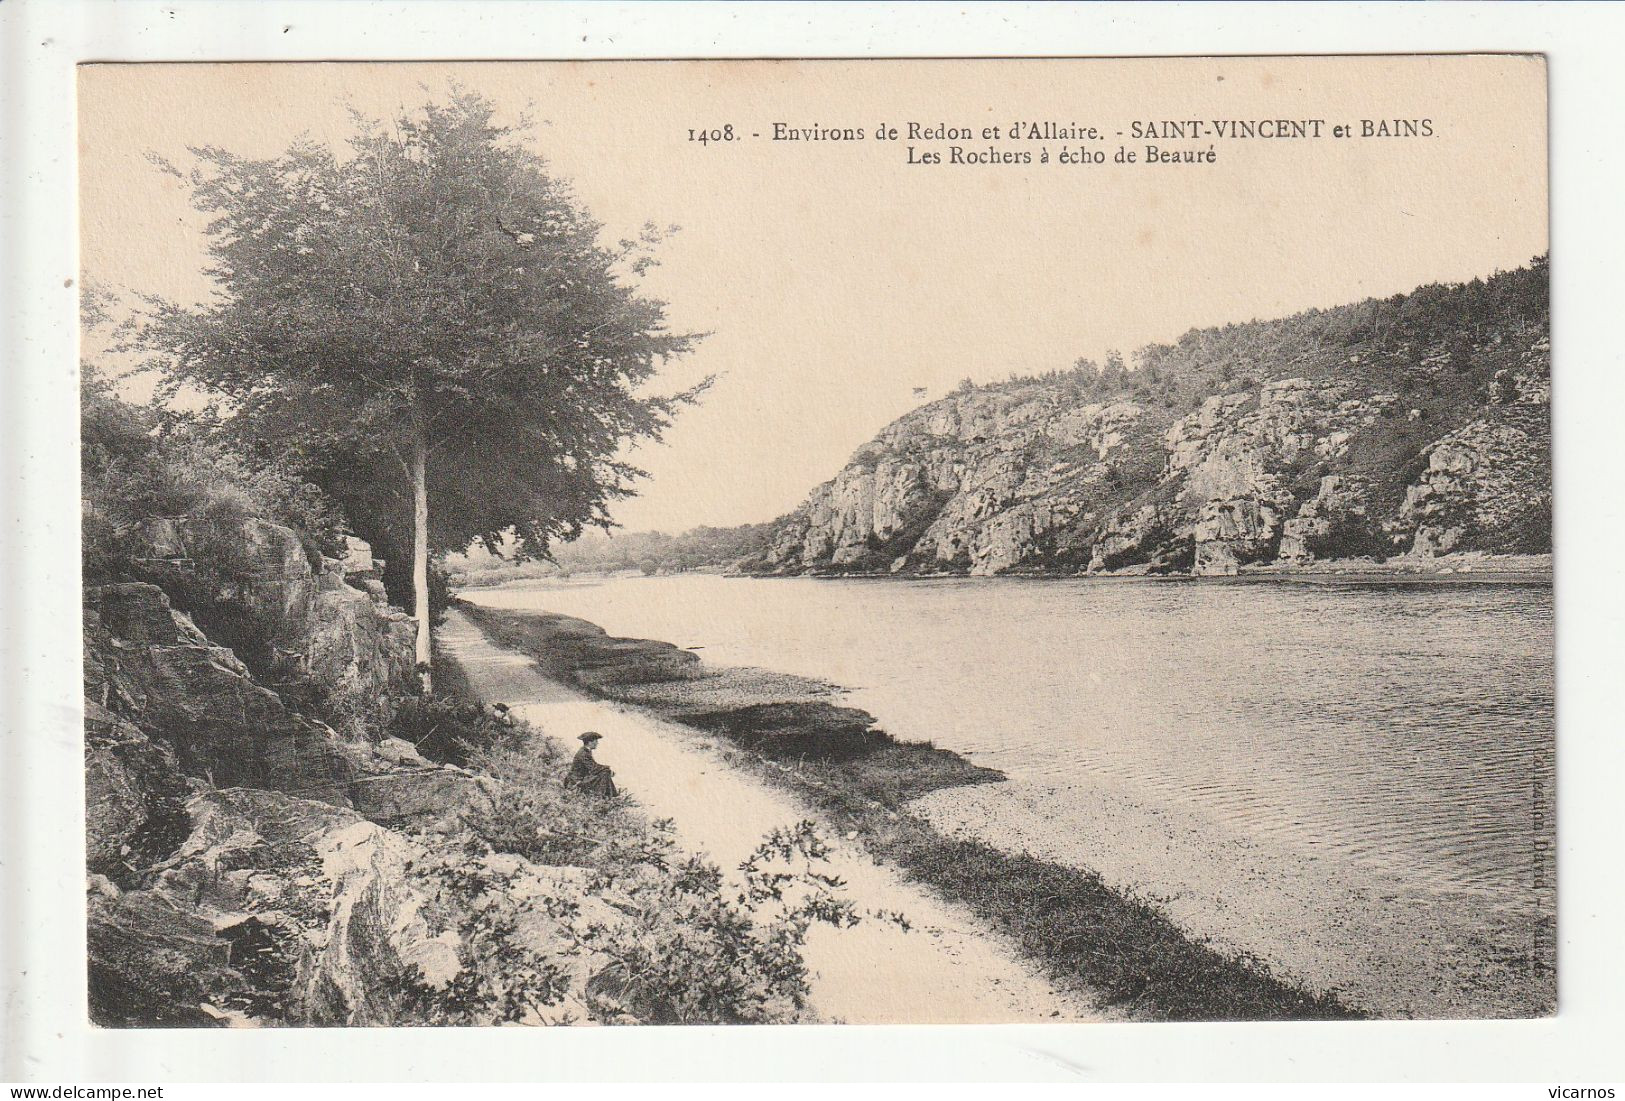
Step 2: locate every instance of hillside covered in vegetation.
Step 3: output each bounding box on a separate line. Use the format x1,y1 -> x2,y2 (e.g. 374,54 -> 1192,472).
754,259 -> 1550,576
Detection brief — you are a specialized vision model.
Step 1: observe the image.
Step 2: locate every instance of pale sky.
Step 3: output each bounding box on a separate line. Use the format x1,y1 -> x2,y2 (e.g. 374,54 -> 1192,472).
79,58 -> 1547,531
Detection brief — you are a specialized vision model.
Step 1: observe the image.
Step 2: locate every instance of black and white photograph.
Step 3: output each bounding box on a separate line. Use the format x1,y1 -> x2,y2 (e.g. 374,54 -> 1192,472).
68,54 -> 1560,1031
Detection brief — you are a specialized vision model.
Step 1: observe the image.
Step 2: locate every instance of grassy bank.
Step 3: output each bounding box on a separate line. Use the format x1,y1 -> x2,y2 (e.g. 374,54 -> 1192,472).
455,599 -> 1360,1022
419,642 -> 870,1024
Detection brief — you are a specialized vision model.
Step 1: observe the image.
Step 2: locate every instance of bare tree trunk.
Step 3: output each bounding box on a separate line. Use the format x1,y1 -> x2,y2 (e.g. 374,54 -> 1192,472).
411,431 -> 433,694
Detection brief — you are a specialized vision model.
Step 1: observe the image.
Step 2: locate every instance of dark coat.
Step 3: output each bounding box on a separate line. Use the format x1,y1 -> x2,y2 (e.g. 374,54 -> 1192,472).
565,745 -> 617,797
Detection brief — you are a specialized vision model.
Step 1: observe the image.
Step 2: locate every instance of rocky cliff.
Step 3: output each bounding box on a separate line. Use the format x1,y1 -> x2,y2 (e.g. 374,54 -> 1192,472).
85,515 -> 831,1027
83,522 -> 490,1025
753,264 -> 1551,577
130,519 -> 418,739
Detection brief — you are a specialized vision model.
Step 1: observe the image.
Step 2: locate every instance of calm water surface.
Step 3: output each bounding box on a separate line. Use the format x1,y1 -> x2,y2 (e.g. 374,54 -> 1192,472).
471,574 -> 1554,898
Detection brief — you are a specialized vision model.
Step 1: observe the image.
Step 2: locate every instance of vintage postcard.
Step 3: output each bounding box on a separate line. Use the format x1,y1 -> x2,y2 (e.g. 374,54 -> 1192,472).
78,56 -> 1551,1028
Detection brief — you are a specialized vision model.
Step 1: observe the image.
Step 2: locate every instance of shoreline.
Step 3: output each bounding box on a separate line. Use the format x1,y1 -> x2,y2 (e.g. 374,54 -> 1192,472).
456,551 -> 1552,590
454,598 -> 1360,1022
794,551 -> 1552,584
436,610 -> 1106,1025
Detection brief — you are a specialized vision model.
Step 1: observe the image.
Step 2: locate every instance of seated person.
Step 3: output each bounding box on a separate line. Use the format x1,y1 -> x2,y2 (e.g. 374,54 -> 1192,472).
564,730 -> 617,797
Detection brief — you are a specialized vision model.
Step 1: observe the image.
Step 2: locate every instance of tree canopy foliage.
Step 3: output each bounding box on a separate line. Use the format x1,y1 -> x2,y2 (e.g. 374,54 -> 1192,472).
996,256 -> 1549,410
138,92 -> 707,678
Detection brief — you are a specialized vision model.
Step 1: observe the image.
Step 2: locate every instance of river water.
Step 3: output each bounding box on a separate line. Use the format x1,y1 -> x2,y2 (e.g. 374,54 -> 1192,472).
466,572 -> 1556,1015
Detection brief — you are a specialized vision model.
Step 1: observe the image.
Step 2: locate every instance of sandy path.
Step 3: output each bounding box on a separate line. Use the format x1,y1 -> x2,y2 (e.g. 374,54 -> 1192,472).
440,609 -> 1100,1024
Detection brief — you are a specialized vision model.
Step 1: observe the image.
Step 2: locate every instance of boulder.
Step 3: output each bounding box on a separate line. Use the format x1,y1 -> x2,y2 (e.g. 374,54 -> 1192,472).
132,517 -> 415,738
87,886 -> 239,1027
303,562 -> 418,741
374,736 -> 430,767
298,821 -> 463,1026
340,534 -> 384,581
348,766 -> 482,825
84,699 -> 190,883
85,583 -> 359,805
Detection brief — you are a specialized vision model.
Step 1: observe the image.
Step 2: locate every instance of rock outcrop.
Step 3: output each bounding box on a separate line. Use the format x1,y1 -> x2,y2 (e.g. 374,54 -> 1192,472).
297,816 -> 466,1026
85,582 -> 364,805
80,507 -> 567,1029
88,779 -> 634,1028
765,395 -> 1170,576
82,587 -> 593,1030
84,700 -> 190,884
84,577 -> 478,822
750,292 -> 1550,577
1277,474 -> 1378,565
80,532 -> 664,1028
132,519 -> 417,739
87,787 -> 360,1026
1393,340 -> 1553,557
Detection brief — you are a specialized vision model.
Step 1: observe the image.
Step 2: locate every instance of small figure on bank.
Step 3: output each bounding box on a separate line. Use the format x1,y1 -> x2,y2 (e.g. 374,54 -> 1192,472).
564,731 -> 617,797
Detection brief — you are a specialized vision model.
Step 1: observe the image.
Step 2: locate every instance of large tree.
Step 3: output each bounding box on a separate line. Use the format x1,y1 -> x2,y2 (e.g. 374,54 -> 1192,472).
141,93 -> 705,688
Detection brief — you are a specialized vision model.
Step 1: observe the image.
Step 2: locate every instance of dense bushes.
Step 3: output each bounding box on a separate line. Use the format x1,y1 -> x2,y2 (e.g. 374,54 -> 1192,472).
80,373 -> 458,623
446,734 -> 861,1024
1002,259 -> 1549,423
82,372 -> 345,582
386,694 -> 519,769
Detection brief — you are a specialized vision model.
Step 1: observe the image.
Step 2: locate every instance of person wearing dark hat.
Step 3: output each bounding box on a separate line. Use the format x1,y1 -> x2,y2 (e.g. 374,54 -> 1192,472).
564,731 -> 617,797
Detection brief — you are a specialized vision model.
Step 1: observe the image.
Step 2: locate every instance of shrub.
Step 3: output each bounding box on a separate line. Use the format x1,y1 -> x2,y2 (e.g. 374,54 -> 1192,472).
450,736 -> 866,1024
576,822 -> 860,1024
82,377 -> 347,581
387,694 -> 521,768
397,855 -> 580,1025
1307,516 -> 1391,561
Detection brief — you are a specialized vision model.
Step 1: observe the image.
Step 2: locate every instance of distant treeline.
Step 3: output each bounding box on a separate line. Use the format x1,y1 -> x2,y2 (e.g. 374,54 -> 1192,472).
451,522 -> 780,585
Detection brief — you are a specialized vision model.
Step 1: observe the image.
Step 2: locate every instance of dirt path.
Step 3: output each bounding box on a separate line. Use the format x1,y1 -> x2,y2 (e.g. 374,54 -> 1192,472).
439,608 -> 1101,1025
